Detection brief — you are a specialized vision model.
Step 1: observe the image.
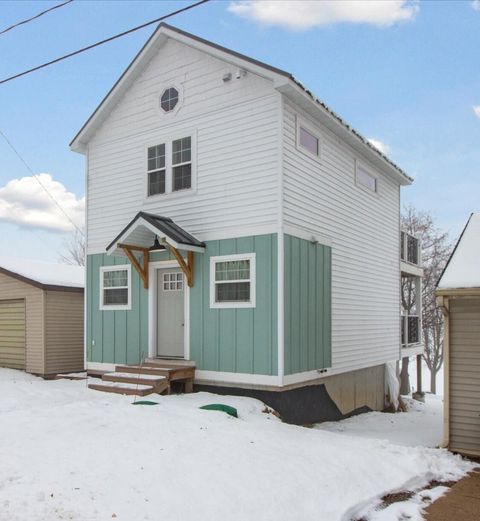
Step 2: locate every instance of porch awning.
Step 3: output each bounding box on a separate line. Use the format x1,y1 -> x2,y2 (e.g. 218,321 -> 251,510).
106,212 -> 205,255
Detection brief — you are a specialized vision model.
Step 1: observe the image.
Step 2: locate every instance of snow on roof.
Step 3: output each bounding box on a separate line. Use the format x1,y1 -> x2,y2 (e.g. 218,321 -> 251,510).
0,256 -> 84,288
437,213 -> 480,290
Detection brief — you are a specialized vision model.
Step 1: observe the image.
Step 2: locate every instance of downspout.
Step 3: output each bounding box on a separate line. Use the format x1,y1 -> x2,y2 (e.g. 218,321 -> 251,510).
436,295 -> 450,449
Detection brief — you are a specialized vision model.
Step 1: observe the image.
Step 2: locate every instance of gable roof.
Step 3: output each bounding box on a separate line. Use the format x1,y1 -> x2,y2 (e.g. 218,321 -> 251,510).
106,211 -> 205,255
70,23 -> 412,186
437,213 -> 480,290
0,257 -> 84,292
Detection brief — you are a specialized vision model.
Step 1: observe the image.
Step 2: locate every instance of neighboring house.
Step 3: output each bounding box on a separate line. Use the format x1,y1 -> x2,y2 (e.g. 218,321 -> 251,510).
0,258 -> 84,376
437,213 -> 480,457
71,24 -> 415,422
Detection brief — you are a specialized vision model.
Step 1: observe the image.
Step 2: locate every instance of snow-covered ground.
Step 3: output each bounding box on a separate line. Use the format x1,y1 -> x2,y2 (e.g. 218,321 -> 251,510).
317,395 -> 444,448
0,369 -> 474,521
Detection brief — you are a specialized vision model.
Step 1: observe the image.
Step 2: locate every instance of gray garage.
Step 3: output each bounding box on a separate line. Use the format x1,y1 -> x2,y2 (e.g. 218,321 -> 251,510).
437,213 -> 480,458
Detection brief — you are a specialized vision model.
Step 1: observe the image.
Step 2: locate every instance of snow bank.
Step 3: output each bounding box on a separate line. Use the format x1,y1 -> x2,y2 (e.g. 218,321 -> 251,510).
0,369 -> 474,521
438,213 -> 480,289
0,256 -> 84,287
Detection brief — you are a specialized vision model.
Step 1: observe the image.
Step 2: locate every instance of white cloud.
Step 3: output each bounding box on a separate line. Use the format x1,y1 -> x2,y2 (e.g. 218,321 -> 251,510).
473,105 -> 480,118
472,1 -> 480,11
367,138 -> 390,155
228,0 -> 419,30
0,173 -> 84,233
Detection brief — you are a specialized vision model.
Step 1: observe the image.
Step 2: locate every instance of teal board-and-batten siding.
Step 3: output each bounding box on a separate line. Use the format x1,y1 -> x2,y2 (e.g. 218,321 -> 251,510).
190,234 -> 278,376
86,234 -> 277,375
284,234 -> 332,375
86,250 -> 173,365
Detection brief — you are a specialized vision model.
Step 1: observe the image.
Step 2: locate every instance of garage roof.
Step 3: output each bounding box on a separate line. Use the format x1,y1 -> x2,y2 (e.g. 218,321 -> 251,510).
437,213 -> 480,290
0,257 -> 84,291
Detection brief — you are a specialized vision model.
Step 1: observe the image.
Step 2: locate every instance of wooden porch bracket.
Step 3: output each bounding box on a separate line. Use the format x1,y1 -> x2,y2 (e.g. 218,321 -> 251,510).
119,243 -> 149,289
166,245 -> 195,287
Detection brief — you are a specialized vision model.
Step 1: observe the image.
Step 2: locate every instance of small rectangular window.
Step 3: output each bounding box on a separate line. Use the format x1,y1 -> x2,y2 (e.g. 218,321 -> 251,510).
172,137 -> 192,191
299,126 -> 319,156
100,266 -> 131,310
356,164 -> 377,192
147,144 -> 166,196
210,254 -> 256,308
162,272 -> 184,291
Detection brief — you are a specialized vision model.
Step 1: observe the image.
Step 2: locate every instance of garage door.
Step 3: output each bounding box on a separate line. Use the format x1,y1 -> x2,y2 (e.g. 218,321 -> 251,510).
0,299 -> 26,370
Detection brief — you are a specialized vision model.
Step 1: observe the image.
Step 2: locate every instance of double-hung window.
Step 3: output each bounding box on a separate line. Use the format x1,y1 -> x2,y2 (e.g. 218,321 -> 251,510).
147,144 -> 166,196
210,253 -> 256,308
172,137 -> 192,191
147,135 -> 193,197
100,265 -> 131,310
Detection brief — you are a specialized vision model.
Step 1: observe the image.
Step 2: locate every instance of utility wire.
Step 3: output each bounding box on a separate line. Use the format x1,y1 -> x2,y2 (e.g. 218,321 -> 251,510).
0,0 -> 210,85
0,0 -> 74,36
0,128 -> 84,236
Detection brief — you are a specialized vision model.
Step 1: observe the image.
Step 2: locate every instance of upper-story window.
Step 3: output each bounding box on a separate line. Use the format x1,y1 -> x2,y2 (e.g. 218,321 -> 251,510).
147,144 -> 166,196
146,134 -> 194,198
172,137 -> 192,191
296,116 -> 321,159
355,163 -> 377,193
160,87 -> 179,113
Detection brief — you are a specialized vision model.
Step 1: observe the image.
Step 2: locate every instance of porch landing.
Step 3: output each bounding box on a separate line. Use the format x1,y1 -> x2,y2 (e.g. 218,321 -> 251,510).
88,359 -> 195,396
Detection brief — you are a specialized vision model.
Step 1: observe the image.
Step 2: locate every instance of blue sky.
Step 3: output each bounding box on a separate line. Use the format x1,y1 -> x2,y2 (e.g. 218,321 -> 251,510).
0,0 -> 479,261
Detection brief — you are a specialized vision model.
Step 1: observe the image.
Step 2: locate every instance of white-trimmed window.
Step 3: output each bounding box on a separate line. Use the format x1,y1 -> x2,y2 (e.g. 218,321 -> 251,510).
355,162 -> 377,193
100,265 -> 131,310
210,253 -> 256,308
297,117 -> 320,158
146,134 -> 194,198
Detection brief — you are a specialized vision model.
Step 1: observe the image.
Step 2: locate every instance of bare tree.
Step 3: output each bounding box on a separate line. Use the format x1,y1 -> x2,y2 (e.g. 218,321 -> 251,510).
59,228 -> 86,266
401,205 -> 452,393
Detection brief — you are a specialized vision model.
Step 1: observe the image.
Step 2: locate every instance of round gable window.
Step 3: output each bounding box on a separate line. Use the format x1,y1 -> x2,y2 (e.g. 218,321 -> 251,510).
160,87 -> 179,113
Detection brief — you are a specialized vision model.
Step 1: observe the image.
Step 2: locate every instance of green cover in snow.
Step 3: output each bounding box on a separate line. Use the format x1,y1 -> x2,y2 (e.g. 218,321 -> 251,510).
199,404 -> 238,418
132,400 -> 159,406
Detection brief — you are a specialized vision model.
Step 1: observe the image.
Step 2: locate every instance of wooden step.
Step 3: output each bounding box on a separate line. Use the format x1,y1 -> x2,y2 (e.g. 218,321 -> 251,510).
103,372 -> 167,387
144,358 -> 196,367
88,381 -> 156,396
115,364 -> 195,393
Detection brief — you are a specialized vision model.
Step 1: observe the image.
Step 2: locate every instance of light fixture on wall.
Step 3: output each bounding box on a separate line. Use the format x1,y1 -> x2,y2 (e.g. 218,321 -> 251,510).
149,236 -> 165,252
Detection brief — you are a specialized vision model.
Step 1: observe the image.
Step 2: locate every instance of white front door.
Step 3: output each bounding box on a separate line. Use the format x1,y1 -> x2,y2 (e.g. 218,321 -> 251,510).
156,268 -> 185,358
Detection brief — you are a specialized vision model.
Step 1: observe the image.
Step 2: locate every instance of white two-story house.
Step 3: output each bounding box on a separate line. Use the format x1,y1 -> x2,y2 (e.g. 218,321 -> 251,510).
70,24 -> 414,423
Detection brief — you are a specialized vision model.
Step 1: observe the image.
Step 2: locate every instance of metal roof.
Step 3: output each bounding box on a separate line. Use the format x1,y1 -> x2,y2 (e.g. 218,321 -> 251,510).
106,212 -> 205,254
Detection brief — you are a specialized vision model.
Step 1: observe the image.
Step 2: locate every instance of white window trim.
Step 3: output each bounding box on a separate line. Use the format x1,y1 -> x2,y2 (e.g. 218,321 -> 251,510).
209,253 -> 256,309
296,115 -> 321,160
99,265 -> 132,311
355,160 -> 378,195
144,130 -> 197,201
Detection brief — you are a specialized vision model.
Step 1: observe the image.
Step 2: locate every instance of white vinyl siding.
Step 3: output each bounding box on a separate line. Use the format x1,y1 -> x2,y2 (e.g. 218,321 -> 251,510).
86,38 -> 280,254
282,99 -> 400,374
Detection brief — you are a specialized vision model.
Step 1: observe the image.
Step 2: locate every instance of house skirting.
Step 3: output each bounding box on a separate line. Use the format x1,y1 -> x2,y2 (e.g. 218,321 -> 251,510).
196,364 -> 386,424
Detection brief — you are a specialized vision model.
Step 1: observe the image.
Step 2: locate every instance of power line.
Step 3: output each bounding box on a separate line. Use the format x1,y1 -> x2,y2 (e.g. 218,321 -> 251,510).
0,0 -> 210,86
0,0 -> 74,36
0,128 -> 84,236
